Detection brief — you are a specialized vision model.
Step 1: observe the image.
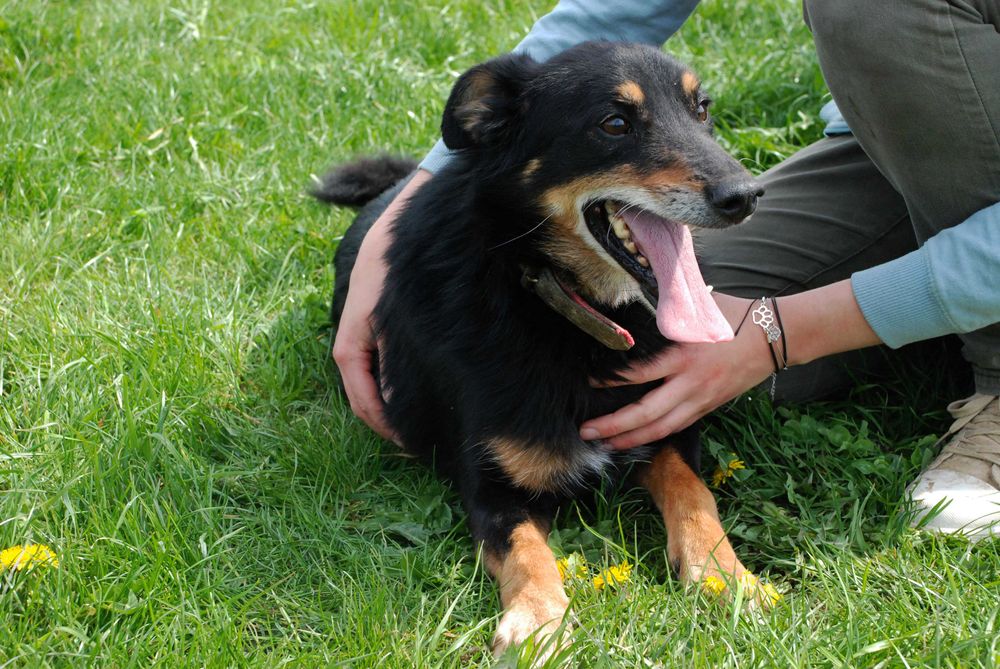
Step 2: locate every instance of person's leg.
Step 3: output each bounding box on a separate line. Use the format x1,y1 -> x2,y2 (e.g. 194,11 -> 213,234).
783,0 -> 1000,537
804,0 -> 1000,396
698,128 -> 1000,536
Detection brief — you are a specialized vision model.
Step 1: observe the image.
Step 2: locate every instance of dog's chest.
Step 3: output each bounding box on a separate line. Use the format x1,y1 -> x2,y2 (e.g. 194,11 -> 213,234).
485,437 -> 613,494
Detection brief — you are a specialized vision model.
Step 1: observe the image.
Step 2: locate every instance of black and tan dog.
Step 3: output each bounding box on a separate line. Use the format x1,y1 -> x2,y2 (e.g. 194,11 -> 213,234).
318,42 -> 766,655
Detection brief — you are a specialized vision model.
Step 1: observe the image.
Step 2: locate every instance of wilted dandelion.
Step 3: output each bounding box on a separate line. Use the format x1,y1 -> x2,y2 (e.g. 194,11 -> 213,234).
739,572 -> 783,606
711,456 -> 745,488
701,572 -> 783,606
1,544 -> 59,572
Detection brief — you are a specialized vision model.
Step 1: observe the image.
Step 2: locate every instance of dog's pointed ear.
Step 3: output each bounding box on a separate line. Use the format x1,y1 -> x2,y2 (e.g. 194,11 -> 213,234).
441,53 -> 539,150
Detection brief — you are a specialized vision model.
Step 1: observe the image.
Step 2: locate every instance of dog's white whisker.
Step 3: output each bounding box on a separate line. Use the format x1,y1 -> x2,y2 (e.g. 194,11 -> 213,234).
487,214 -> 553,251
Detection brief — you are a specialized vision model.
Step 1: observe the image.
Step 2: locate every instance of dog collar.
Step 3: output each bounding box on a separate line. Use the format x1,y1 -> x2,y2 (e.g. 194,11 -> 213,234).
520,265 -> 635,351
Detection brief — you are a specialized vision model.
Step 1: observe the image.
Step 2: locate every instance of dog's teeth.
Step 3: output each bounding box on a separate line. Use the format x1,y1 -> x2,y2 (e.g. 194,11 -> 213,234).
611,218 -> 630,240
637,254 -> 649,267
706,285 -> 714,293
604,201 -> 621,217
624,240 -> 637,254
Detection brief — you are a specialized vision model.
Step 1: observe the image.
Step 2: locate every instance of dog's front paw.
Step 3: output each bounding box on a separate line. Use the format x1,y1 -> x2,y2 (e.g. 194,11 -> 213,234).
491,596 -> 570,663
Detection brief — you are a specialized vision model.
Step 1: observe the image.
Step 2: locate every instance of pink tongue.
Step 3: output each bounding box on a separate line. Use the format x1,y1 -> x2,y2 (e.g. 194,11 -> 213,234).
622,210 -> 733,343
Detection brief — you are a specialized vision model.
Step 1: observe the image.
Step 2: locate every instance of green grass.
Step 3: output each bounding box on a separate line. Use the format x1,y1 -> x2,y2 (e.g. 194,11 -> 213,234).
1,0 -> 998,666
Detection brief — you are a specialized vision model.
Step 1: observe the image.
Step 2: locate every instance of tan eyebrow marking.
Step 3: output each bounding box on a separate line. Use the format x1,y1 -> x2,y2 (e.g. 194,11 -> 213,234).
681,71 -> 700,97
615,80 -> 645,106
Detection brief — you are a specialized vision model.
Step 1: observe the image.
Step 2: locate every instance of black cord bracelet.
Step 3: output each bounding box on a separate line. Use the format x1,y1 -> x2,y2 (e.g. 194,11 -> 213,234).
771,296 -> 788,369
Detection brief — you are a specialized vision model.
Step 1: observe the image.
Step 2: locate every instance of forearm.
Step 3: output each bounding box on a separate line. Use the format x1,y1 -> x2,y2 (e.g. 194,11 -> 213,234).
507,0 -> 699,61
355,168 -> 433,265
333,168 -> 432,441
777,279 -> 881,367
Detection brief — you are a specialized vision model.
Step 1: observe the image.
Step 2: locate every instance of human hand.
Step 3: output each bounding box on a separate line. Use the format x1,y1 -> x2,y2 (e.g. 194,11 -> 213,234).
332,169 -> 432,443
579,293 -> 775,449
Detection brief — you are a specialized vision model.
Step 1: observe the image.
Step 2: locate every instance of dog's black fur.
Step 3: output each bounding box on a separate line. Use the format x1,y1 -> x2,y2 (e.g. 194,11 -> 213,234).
320,42 -> 763,651
312,155 -> 417,208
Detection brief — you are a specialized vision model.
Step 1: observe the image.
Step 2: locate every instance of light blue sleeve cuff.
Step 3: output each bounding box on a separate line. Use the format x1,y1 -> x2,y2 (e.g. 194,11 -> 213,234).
820,100 -> 851,136
417,139 -> 454,174
851,250 -> 955,349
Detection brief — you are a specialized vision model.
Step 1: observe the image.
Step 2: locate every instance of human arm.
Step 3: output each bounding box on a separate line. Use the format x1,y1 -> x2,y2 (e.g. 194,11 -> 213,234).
580,200 -> 1000,448
332,168 -> 432,442
579,280 -> 880,448
852,200 -> 1000,348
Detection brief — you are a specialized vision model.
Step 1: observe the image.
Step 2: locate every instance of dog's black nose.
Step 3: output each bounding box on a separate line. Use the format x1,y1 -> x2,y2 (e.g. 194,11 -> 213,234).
707,180 -> 764,222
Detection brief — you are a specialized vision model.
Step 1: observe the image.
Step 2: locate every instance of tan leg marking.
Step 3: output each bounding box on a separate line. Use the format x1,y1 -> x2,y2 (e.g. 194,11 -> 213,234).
486,519 -> 570,659
638,449 -> 754,599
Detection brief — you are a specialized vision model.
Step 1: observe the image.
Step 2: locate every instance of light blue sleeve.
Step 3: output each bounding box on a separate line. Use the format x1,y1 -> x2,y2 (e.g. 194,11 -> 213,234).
852,201 -> 1000,348
819,100 -> 851,136
419,0 -> 701,174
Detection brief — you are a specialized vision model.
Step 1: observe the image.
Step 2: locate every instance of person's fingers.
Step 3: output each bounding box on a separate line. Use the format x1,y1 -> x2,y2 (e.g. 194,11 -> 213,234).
593,346 -> 687,387
604,402 -> 704,450
579,380 -> 682,440
333,335 -> 399,443
375,335 -> 393,404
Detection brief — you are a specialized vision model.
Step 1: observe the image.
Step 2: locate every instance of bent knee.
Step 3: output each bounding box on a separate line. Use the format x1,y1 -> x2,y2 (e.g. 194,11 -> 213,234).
804,0 -> 939,58
804,0 -> 880,48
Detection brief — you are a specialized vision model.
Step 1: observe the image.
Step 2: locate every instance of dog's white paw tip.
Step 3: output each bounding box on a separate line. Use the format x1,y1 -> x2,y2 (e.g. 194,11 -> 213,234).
491,604 -> 569,663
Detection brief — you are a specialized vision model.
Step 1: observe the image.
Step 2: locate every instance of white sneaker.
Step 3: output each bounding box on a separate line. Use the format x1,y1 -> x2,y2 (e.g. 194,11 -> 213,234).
909,394 -> 1000,541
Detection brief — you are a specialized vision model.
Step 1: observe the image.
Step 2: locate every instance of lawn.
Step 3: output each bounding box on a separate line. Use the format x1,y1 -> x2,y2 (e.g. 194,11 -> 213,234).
2,0 -> 998,666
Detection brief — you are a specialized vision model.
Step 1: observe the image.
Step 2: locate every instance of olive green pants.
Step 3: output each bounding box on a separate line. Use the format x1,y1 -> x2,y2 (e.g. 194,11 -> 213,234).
699,0 -> 1000,399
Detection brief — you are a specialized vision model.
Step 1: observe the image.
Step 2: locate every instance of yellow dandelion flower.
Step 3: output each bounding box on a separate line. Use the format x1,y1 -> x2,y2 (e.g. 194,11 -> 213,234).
1,544 -> 59,572
702,575 -> 727,596
710,457 -> 746,488
555,554 -> 587,581
700,572 -> 782,605
592,560 -> 632,591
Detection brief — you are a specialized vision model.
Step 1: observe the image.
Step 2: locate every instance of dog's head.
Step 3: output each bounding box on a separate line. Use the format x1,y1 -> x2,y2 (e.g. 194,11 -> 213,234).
442,42 -> 762,344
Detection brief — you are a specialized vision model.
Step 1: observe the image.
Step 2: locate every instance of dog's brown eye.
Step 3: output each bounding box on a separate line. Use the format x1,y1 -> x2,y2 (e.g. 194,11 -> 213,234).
600,115 -> 631,136
697,99 -> 711,123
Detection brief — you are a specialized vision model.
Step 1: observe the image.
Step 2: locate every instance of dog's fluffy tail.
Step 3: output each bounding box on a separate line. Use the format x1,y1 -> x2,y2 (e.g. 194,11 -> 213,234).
311,155 -> 418,207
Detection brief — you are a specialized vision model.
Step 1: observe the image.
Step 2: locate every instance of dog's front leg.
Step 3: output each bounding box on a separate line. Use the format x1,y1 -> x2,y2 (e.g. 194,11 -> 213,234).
464,485 -> 569,660
485,518 -> 569,659
638,446 -> 768,606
